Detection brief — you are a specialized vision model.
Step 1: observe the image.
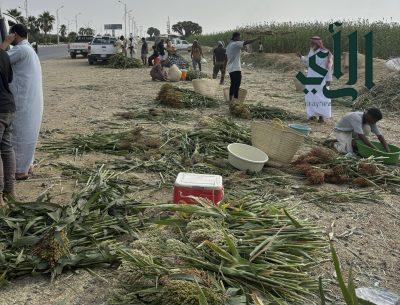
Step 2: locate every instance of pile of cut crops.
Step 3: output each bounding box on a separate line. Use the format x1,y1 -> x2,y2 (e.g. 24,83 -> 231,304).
0,168 -> 327,304
108,53 -> 143,69
0,169 -> 140,280
355,73 -> 400,112
230,101 -> 301,120
109,201 -> 326,305
156,84 -> 219,108
185,69 -> 209,81
293,147 -> 400,189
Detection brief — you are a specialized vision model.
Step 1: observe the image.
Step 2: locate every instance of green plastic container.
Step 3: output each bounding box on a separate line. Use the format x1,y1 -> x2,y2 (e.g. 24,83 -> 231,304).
288,124 -> 311,136
356,140 -> 400,165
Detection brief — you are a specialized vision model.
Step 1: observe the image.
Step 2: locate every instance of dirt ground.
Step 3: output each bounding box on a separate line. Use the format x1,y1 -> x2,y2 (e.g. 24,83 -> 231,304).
0,50 -> 399,305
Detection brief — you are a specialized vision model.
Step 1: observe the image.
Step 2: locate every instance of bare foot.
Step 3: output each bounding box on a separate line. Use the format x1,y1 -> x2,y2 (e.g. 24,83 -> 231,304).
28,165 -> 34,175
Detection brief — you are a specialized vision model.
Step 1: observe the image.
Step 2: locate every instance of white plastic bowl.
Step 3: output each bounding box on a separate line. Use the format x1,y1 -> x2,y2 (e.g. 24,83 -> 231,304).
227,143 -> 269,173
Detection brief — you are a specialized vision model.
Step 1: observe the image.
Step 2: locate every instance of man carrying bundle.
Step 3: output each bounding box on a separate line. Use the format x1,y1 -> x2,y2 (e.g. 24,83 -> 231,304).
329,108 -> 390,154
226,32 -> 261,101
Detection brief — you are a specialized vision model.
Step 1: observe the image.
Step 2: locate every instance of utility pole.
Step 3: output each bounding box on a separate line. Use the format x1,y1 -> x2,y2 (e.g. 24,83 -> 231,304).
117,1 -> 127,37
56,5 -> 64,45
24,0 -> 28,19
128,10 -> 133,37
75,12 -> 81,33
65,18 -> 71,34
167,16 -> 171,35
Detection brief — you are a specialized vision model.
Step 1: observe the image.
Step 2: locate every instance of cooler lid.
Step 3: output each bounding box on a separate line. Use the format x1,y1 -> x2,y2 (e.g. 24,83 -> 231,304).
175,172 -> 223,189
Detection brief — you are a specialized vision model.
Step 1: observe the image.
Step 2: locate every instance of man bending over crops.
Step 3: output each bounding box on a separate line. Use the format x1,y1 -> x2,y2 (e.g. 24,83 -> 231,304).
150,64 -> 168,81
213,41 -> 227,85
1,24 -> 44,180
226,32 -> 261,101
330,108 -> 390,154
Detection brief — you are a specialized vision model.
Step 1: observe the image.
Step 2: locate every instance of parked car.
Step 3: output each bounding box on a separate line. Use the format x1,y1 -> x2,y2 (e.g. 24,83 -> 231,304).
68,35 -> 94,59
171,38 -> 192,51
88,36 -> 117,65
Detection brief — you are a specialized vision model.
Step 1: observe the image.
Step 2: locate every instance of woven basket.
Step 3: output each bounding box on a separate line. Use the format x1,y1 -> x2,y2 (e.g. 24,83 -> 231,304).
223,88 -> 248,102
251,120 -> 305,164
192,79 -> 218,98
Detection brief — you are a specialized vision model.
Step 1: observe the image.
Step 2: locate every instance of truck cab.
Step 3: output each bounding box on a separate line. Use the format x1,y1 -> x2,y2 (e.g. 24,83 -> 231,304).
68,35 -> 94,59
88,36 -> 117,65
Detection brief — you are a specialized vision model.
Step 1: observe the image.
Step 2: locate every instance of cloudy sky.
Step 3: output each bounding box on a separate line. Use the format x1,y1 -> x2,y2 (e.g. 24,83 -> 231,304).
2,0 -> 400,35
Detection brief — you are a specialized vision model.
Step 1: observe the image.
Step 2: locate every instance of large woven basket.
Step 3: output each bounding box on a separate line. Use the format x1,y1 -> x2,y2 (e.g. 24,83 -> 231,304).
192,79 -> 218,98
251,120 -> 305,164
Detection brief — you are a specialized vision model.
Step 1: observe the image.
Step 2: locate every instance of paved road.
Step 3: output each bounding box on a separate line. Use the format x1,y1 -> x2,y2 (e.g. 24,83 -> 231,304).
38,44 -> 69,61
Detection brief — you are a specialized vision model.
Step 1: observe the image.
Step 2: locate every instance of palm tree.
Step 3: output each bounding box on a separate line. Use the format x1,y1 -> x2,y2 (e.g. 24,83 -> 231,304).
6,8 -> 25,23
38,11 -> 55,43
27,16 -> 40,41
78,27 -> 86,35
59,24 -> 67,39
85,28 -> 94,36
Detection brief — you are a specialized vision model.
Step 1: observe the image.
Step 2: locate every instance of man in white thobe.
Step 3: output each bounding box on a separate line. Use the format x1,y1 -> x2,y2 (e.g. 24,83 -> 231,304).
298,36 -> 333,123
1,24 -> 44,180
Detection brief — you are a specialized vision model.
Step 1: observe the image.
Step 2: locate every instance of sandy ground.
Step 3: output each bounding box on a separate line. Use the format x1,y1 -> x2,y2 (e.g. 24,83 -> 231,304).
0,50 -> 399,305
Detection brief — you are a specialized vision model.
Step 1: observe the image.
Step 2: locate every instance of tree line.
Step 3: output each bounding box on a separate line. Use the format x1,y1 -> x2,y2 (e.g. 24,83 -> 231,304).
7,9 -> 203,44
5,8 -> 94,43
147,21 -> 203,40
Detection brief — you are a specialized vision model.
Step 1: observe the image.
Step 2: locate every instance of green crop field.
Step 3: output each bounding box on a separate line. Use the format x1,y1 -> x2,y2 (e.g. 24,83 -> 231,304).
191,21 -> 400,59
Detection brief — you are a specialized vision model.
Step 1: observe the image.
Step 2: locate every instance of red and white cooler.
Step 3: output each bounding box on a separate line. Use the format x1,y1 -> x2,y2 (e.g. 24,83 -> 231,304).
173,172 -> 224,205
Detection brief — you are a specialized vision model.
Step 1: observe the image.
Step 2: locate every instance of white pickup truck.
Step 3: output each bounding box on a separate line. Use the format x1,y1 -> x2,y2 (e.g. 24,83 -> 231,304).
88,36 -> 117,65
68,35 -> 94,59
171,38 -> 192,51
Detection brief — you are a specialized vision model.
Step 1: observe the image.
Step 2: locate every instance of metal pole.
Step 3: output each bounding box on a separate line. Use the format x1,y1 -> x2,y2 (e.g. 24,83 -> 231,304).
25,0 -> 28,19
124,3 -> 127,38
57,9 -> 59,44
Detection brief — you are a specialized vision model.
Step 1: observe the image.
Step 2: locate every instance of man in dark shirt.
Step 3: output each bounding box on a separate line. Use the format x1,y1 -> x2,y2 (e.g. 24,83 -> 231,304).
148,45 -> 159,66
213,41 -> 227,85
157,39 -> 166,61
0,48 -> 16,205
141,38 -> 148,66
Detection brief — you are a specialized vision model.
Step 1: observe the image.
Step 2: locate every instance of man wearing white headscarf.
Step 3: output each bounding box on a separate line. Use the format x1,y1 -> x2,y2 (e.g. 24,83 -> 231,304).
213,41 -> 227,85
298,36 -> 333,123
1,24 -> 44,180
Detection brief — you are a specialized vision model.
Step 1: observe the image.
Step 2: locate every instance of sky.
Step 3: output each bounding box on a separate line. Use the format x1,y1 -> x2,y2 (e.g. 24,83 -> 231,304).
1,0 -> 400,35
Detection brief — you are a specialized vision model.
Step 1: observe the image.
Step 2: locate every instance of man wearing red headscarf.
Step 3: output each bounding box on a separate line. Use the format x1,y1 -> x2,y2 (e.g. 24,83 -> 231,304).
297,36 -> 333,123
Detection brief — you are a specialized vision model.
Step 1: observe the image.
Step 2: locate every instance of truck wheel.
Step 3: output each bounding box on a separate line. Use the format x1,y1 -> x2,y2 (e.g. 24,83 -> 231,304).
70,53 -> 77,59
88,59 -> 94,65
83,53 -> 88,58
